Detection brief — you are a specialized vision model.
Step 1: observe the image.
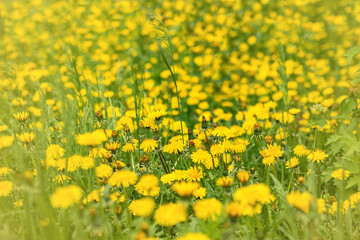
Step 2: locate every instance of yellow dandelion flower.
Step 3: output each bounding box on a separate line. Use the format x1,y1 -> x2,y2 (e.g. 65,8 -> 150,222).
135,174 -> 160,197
89,147 -> 111,159
228,139 -> 250,153
226,201 -> 243,217
83,189 -> 101,204
163,141 -> 184,154
216,176 -> 234,187
293,145 -> 309,157
56,158 -> 66,171
160,170 -> 187,184
172,181 -> 200,197
52,175 -> 70,184
50,185 -> 83,209
226,126 -> 245,139
110,192 -> 126,203
177,233 -> 211,240
95,164 -> 113,178
350,192 -> 360,206
191,149 -> 218,169
76,130 -> 108,146
13,111 -> 30,121
289,108 -> 301,115
129,198 -> 155,217
212,126 -> 229,138
105,141 -> 121,151
18,132 -> 35,144
121,139 -> 138,152
237,170 -> 249,183
285,157 -> 300,168
260,143 -> 283,159
186,166 -> 203,181
154,203 -> 186,227
140,139 -> 158,153
0,136 -> 14,150
286,191 -> 313,213
262,156 -> 275,166
81,156 -> 95,170
148,110 -> 167,120
0,125 -> 8,133
0,167 -> 11,177
108,170 -> 138,187
46,144 -> 65,161
14,199 -> 24,208
0,180 -> 13,197
142,116 -> 157,129
193,187 -> 207,199
67,155 -> 82,172
231,184 -> 274,217
193,198 -> 222,221
307,150 -> 328,163
210,144 -> 225,156
122,143 -> 136,152
329,200 -> 352,215
234,183 -> 275,206
331,168 -> 350,180
317,199 -> 326,214
112,160 -> 126,169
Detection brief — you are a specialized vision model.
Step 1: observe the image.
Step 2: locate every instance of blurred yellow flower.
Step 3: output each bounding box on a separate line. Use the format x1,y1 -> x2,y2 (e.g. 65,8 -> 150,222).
0,180 -> 13,197
95,164 -> 113,178
108,170 -> 138,187
172,181 -> 199,197
331,168 -> 350,180
129,198 -> 155,217
154,203 -> 186,227
50,185 -> 83,209
135,175 -> 160,197
193,198 -> 222,221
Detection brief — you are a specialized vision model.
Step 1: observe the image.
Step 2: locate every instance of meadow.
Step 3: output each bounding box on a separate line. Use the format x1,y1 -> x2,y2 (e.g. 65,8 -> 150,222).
1,0 -> 360,239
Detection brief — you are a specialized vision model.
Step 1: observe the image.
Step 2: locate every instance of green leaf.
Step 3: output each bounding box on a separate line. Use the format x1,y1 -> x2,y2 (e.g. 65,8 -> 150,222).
308,118 -> 327,128
346,175 -> 360,189
326,125 -> 360,157
351,75 -> 360,84
334,97 -> 357,120
270,173 -> 286,202
344,46 -> 360,64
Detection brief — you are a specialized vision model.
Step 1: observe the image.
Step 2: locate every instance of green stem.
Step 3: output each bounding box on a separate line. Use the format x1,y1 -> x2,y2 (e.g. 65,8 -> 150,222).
158,39 -> 185,144
281,162 -> 284,185
287,168 -> 295,193
317,164 -> 321,197
130,154 -> 135,171
266,166 -> 272,225
204,131 -> 215,169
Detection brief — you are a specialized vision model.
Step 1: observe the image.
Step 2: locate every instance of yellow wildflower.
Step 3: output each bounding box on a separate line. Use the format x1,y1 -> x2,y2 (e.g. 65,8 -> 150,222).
140,139 -> 158,153
108,170 -> 138,187
172,181 -> 200,197
135,175 -> 160,197
50,185 -> 83,209
129,198 -> 155,217
193,198 -> 222,221
307,150 -> 328,163
0,180 -> 13,197
331,168 -> 350,180
95,164 -> 113,178
285,157 -> 300,168
154,203 -> 186,227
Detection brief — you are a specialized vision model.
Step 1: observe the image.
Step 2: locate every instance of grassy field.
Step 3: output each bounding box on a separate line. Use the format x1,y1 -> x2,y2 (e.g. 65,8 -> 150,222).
1,0 -> 360,239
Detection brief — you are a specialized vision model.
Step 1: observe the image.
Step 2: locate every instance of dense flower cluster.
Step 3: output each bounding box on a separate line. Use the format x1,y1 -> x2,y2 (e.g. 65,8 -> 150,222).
1,0 -> 360,239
